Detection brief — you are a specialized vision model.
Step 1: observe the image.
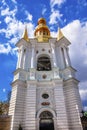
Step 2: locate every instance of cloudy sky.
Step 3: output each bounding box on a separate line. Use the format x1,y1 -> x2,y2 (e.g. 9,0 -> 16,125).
0,0 -> 87,111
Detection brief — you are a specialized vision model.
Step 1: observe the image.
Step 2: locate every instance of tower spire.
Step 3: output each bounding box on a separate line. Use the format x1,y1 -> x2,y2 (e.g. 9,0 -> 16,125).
57,27 -> 64,41
22,25 -> 29,42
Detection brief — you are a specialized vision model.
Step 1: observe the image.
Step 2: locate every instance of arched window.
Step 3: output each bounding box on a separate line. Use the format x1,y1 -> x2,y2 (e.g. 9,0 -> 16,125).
39,111 -> 54,130
37,56 -> 51,71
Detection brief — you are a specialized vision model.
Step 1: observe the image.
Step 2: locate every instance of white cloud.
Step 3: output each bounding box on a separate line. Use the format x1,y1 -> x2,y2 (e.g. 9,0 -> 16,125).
2,16 -> 34,41
1,7 -> 9,16
2,0 -> 7,6
79,81 -> 87,100
0,43 -> 17,55
9,37 -> 19,44
62,20 -> 87,108
3,88 -> 6,92
50,20 -> 87,108
0,43 -> 11,54
42,6 -> 47,15
0,28 -> 6,34
0,21 -> 34,55
4,16 -> 12,24
27,23 -> 34,38
49,0 -> 64,25
84,106 -> 87,111
1,7 -> 17,17
62,20 -> 87,44
51,31 -> 57,37
11,0 -> 17,4
62,20 -> 87,68
25,11 -> 33,21
50,20 -> 87,72
49,10 -> 63,25
50,0 -> 66,8
80,89 -> 87,101
0,1 -> 34,53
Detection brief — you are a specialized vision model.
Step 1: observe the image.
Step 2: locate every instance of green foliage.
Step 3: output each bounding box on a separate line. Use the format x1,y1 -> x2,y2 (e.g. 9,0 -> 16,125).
0,101 -> 9,115
7,90 -> 11,103
0,102 -> 4,115
84,112 -> 87,117
0,90 -> 11,115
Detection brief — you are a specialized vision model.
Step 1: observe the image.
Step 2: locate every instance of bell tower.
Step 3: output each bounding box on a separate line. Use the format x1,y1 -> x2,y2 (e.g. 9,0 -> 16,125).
9,18 -> 83,130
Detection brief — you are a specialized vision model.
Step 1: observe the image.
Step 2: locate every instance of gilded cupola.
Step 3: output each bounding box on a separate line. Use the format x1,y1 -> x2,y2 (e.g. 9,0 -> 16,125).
34,18 -> 51,42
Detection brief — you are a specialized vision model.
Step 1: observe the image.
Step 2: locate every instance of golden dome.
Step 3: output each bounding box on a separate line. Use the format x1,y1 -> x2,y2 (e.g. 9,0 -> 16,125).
34,17 -> 51,42
37,17 -> 46,25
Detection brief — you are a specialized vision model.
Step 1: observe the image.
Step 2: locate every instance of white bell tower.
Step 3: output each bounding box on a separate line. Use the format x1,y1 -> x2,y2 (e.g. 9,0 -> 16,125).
9,18 -> 83,130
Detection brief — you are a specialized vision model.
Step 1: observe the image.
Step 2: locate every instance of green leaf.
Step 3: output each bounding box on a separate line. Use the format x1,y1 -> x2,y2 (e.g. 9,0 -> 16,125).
84,112 -> 87,117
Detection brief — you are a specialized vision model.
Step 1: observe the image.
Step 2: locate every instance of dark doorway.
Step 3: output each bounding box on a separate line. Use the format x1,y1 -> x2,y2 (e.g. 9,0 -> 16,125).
39,111 -> 54,130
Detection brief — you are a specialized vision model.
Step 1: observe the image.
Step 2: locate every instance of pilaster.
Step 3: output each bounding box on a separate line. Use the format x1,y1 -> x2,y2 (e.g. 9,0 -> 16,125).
24,80 -> 37,130
9,80 -> 26,130
31,44 -> 36,68
64,78 -> 83,130
50,42 -> 57,68
53,79 -> 69,130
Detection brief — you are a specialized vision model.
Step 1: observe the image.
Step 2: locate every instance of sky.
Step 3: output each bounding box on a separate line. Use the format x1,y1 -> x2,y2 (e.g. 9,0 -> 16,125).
0,0 -> 87,111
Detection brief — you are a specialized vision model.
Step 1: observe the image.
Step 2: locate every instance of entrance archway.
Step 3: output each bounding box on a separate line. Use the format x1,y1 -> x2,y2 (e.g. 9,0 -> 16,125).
39,111 -> 54,130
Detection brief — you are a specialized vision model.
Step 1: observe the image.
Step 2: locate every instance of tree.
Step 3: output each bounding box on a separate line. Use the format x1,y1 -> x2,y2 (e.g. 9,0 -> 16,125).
0,101 -> 9,115
0,90 -> 11,115
6,90 -> 11,103
0,102 -> 4,115
84,112 -> 87,117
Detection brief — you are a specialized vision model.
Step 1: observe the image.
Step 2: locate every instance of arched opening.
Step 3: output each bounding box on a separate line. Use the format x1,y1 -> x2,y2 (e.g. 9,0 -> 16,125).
37,56 -> 51,71
39,111 -> 54,130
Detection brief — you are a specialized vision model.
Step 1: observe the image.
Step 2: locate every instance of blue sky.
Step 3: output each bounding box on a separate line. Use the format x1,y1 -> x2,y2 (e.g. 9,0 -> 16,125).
0,0 -> 87,111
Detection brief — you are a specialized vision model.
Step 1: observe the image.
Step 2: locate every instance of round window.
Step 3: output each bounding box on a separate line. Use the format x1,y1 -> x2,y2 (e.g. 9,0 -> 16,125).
42,94 -> 49,99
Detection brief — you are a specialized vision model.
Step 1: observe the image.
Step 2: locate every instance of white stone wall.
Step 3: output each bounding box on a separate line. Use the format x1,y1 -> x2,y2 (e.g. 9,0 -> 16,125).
36,83 -> 55,111
9,37 -> 83,130
64,78 -> 83,130
24,81 -> 37,130
9,81 -> 26,130
53,79 -> 69,130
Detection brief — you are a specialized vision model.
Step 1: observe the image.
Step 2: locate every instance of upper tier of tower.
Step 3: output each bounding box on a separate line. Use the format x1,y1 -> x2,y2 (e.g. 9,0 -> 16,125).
22,17 -> 65,42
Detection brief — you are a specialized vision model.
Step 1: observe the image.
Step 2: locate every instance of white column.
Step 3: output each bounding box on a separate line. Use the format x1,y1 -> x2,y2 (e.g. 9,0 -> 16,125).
16,49 -> 21,69
54,80 -> 69,130
51,44 -> 57,67
66,47 -> 71,66
23,51 -> 26,69
31,46 -> 35,68
25,81 -> 36,130
18,47 -> 24,69
36,118 -> 40,130
63,47 -> 70,67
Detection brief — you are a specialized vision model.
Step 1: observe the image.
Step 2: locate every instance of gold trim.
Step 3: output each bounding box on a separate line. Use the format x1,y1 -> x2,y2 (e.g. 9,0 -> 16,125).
22,25 -> 29,42
57,28 -> 64,41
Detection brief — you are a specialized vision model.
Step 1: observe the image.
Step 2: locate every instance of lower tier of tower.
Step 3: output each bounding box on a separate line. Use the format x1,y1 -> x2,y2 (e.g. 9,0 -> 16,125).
9,78 -> 83,130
